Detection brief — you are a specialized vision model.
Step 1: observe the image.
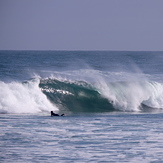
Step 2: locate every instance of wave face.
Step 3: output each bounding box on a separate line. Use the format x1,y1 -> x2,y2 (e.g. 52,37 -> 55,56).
39,78 -> 163,113
39,78 -> 114,113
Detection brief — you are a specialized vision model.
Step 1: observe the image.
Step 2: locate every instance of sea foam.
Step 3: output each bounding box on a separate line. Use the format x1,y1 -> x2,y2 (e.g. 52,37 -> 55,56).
0,78 -> 58,114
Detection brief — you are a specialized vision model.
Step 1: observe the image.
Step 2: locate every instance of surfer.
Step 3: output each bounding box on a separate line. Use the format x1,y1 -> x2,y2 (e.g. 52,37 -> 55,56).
51,111 -> 64,117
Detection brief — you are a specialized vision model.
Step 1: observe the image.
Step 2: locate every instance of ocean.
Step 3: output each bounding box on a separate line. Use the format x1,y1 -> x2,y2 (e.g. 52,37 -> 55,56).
1,50 -> 163,162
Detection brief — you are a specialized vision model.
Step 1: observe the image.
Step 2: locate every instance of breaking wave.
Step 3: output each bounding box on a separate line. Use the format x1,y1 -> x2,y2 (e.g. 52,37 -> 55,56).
1,77 -> 163,114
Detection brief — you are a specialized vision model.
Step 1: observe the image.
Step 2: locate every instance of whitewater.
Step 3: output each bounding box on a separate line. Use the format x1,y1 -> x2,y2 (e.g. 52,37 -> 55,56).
1,50 -> 163,162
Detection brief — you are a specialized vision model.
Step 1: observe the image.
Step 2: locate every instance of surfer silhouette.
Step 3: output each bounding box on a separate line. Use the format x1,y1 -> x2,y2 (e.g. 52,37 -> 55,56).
51,111 -> 64,117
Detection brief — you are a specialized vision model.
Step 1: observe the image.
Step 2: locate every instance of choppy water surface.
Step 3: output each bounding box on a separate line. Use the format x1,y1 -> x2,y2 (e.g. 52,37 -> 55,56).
1,113 -> 163,162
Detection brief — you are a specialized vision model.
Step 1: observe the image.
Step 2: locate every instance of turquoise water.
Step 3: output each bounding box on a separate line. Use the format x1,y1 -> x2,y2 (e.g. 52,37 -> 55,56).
1,51 -> 163,162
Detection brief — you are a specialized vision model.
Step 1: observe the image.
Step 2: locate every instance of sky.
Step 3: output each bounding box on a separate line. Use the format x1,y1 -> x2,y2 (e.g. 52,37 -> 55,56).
0,0 -> 163,51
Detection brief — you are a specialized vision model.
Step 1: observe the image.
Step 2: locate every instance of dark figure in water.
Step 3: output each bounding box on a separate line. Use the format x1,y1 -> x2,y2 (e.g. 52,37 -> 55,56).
51,111 -> 64,117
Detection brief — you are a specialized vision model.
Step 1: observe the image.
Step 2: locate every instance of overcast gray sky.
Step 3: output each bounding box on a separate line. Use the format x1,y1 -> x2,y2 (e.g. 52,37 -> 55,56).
0,0 -> 163,51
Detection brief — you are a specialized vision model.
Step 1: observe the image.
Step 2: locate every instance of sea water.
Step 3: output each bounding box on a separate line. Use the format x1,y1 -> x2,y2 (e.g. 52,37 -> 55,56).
1,51 -> 163,162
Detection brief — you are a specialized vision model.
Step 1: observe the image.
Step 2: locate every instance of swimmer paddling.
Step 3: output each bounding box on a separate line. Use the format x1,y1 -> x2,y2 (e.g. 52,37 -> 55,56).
51,111 -> 65,117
